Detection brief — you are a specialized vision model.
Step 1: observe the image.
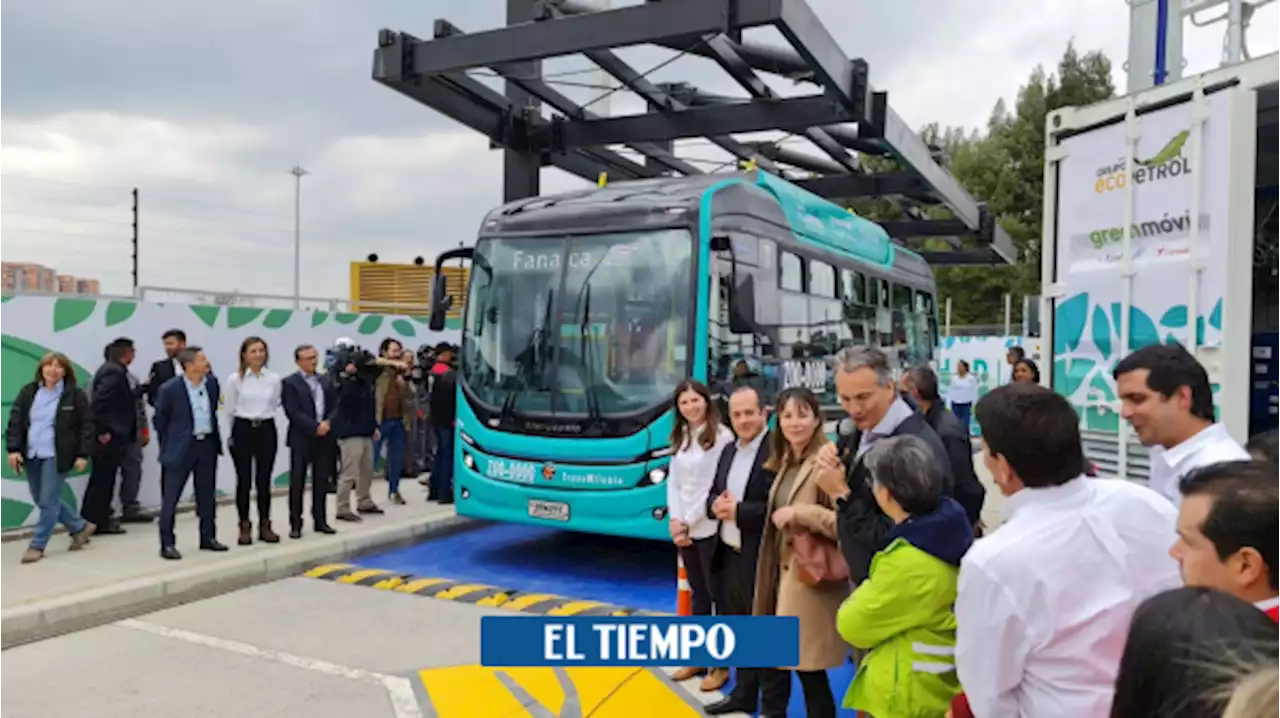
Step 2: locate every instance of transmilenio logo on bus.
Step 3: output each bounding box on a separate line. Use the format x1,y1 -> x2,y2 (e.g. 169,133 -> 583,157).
1093,130 -> 1191,193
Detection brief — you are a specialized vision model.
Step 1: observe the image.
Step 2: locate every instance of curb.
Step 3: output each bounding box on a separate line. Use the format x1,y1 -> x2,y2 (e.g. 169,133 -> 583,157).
0,514 -> 480,650
304,563 -> 668,618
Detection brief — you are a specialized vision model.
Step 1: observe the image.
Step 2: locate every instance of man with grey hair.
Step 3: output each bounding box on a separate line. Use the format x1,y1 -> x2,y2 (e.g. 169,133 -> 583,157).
836,434 -> 973,718
900,365 -> 986,531
813,345 -> 957,584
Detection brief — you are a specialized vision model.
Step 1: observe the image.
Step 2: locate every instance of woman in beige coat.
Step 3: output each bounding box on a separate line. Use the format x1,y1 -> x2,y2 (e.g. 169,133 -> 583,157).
753,386 -> 849,718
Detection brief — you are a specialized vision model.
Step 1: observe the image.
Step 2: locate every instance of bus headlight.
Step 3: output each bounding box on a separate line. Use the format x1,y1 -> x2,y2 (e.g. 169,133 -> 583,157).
647,468 -> 667,485
462,453 -> 476,470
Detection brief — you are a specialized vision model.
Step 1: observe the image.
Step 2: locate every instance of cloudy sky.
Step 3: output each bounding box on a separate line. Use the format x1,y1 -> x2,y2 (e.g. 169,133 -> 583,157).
2,0 -> 1276,300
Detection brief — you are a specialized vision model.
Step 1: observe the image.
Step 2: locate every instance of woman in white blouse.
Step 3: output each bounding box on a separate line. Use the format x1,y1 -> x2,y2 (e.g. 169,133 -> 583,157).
666,379 -> 734,690
224,336 -> 283,546
947,360 -> 978,434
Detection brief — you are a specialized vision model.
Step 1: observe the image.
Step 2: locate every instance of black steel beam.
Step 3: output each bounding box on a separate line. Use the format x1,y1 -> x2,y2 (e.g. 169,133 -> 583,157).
433,18 -> 700,176
661,82 -> 886,156
373,36 -> 654,184
700,33 -> 860,172
747,142 -> 847,175
570,39 -> 784,174
792,172 -> 930,199
918,248 -> 1011,266
880,218 -> 970,238
411,2 -> 755,74
544,96 -> 858,148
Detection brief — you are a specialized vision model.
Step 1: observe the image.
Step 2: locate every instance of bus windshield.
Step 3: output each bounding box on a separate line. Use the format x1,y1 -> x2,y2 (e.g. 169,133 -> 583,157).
461,228 -> 694,420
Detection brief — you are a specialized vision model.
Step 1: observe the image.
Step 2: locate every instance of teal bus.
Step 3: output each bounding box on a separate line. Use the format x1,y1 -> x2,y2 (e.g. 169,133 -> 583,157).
427,170 -> 939,541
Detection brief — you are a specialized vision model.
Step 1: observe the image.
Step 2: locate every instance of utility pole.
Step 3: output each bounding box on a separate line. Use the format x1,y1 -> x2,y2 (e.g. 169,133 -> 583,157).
131,188 -> 139,295
290,166 -> 309,308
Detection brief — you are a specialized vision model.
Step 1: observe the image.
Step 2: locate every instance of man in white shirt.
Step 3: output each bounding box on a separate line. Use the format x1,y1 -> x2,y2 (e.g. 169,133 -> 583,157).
1171,460 -> 1279,621
703,386 -> 775,716
956,383 -> 1181,718
1114,343 -> 1249,506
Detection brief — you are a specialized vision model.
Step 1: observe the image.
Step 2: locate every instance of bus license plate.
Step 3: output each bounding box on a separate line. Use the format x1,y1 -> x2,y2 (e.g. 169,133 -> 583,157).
528,500 -> 570,522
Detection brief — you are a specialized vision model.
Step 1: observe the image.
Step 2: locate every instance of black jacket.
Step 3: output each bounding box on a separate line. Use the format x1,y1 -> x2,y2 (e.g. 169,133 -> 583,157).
923,402 -> 986,526
5,382 -> 96,473
834,411 -> 956,584
429,366 -> 457,429
282,372 -> 339,447
146,357 -> 179,408
704,436 -> 775,566
91,361 -> 139,443
332,375 -> 377,439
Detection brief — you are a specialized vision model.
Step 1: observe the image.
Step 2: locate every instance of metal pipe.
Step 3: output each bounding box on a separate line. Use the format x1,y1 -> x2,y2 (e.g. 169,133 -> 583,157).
669,84 -> 870,151
290,166 -> 309,309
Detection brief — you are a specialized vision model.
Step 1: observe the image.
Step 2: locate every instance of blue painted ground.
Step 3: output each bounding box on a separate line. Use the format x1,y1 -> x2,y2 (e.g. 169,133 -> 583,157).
359,522 -> 859,717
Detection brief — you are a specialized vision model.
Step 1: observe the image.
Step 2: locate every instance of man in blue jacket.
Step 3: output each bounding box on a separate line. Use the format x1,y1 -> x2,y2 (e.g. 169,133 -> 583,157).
153,346 -> 227,560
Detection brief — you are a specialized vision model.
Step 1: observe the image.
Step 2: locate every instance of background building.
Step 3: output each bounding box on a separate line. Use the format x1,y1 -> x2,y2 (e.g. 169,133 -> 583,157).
349,260 -> 468,318
1,262 -> 101,295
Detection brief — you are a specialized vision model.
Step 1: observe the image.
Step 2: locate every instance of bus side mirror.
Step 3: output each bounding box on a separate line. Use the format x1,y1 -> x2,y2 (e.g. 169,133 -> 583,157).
428,276 -> 451,331
729,275 -> 758,335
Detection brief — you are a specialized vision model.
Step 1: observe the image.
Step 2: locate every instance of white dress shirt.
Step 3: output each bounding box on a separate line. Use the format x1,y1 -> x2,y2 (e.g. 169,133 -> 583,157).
948,374 -> 979,405
667,424 -> 734,540
1146,423 -> 1249,506
224,368 -> 282,420
956,477 -> 1181,718
720,431 -> 766,550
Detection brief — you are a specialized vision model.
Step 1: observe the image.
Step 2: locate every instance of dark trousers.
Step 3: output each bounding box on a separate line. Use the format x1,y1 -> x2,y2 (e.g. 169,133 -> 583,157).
83,439 -> 126,526
760,668 -> 836,718
951,402 -> 972,435
288,435 -> 334,529
158,438 -> 217,548
679,536 -> 718,616
714,541 -> 763,703
231,418 -> 278,523
430,425 -> 455,502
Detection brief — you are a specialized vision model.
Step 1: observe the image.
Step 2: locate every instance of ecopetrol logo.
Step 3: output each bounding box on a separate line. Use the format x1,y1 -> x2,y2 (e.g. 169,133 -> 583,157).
1085,210 -> 1208,250
1093,130 -> 1191,193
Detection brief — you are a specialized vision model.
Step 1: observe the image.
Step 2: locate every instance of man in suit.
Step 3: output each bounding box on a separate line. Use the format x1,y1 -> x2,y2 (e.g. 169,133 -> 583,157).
83,337 -> 140,535
812,346 -> 960,585
153,346 -> 227,560
281,344 -> 339,538
703,386 -> 775,716
900,366 -> 986,533
146,328 -> 187,408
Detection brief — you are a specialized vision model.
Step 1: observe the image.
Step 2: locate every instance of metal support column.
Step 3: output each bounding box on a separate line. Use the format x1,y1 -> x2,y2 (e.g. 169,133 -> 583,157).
504,0 -> 542,202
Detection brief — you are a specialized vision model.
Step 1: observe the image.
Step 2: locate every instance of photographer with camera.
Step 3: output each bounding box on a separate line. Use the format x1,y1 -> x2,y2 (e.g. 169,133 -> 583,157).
373,338 -> 413,505
327,338 -> 398,521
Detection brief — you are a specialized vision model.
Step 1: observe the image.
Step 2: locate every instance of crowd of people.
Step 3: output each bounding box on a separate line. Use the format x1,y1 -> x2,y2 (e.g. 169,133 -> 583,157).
667,344 -> 1278,718
5,329 -> 460,562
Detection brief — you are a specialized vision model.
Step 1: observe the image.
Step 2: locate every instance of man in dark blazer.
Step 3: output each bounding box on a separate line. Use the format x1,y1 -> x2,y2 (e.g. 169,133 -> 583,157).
145,328 -> 187,408
153,346 -> 227,560
812,346 -> 961,585
900,366 -> 986,532
703,386 -> 775,716
281,344 -> 339,538
83,337 -> 140,534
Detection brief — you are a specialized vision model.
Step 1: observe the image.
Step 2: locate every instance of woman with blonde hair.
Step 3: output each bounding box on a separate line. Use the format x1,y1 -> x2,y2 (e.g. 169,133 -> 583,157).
754,386 -> 848,718
5,352 -> 96,563
224,336 -> 283,545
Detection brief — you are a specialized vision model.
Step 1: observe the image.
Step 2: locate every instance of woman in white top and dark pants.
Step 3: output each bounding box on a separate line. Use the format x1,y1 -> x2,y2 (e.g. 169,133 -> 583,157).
666,379 -> 734,689
225,336 -> 283,545
948,359 -> 978,434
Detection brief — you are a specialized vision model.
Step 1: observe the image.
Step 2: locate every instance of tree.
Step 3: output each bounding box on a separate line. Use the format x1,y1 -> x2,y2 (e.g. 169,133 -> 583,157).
863,43 -> 1116,325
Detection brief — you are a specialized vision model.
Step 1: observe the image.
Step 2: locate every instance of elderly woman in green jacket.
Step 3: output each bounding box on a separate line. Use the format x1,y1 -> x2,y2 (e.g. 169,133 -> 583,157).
836,435 -> 974,718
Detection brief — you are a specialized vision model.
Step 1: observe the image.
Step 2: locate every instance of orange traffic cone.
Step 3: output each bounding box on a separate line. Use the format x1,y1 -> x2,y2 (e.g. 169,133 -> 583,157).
677,554 -> 692,616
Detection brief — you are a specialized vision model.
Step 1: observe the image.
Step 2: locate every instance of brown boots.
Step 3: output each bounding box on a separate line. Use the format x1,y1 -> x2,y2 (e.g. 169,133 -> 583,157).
238,520 -> 280,545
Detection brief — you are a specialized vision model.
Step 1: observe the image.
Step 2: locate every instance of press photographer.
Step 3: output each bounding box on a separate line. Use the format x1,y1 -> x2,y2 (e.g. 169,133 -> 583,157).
328,338 -> 405,520
373,339 -> 414,505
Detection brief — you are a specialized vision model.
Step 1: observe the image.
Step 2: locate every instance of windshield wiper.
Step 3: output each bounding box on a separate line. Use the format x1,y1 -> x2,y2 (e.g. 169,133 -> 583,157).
577,282 -> 602,428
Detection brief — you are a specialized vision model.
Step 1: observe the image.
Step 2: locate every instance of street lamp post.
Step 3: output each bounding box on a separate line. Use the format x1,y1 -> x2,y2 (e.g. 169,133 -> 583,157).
290,166 -> 309,308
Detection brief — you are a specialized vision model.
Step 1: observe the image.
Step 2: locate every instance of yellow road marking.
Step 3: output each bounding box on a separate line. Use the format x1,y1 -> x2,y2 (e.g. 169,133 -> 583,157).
394,577 -> 452,594
502,593 -> 565,611
546,600 -> 607,616
434,584 -> 497,601
304,563 -> 353,578
416,665 -> 701,718
335,568 -> 392,585
371,575 -> 407,590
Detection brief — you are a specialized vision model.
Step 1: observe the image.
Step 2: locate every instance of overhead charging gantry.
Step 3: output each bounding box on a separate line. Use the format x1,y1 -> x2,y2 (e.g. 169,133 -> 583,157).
371,0 -> 1017,266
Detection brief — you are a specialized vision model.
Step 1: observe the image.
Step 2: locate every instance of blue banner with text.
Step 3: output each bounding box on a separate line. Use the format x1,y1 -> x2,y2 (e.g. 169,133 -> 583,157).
480,616 -> 800,667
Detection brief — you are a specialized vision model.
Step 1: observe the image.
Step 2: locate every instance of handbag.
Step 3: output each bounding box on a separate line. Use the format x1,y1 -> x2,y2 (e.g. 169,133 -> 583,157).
790,529 -> 849,586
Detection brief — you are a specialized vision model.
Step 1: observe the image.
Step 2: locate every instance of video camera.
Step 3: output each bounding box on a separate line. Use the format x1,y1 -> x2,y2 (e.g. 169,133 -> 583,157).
325,339 -> 379,382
